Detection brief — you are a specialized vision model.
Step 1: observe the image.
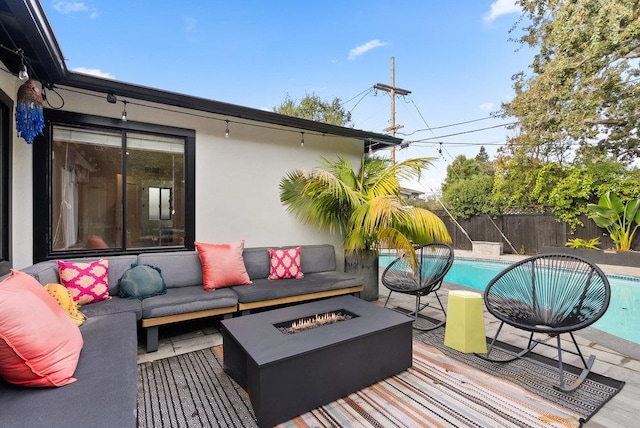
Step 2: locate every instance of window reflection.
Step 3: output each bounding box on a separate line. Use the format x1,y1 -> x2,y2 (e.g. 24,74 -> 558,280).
51,127 -> 185,251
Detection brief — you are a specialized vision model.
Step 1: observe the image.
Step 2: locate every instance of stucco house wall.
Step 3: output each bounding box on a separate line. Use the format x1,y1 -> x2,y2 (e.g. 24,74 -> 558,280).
2,79 -> 362,270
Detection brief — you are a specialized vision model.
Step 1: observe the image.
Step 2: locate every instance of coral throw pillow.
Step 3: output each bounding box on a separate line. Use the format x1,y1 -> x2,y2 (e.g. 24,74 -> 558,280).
44,283 -> 86,327
195,240 -> 252,290
0,270 -> 83,387
57,259 -> 111,305
268,247 -> 304,280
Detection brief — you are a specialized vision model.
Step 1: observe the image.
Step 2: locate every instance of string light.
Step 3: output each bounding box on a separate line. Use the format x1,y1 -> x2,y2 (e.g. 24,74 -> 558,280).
16,49 -> 28,81
48,84 -> 394,151
121,100 -> 128,122
224,120 -> 230,138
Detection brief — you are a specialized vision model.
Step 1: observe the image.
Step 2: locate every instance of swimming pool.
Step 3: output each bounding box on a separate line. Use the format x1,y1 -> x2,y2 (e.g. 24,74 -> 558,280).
379,255 -> 640,345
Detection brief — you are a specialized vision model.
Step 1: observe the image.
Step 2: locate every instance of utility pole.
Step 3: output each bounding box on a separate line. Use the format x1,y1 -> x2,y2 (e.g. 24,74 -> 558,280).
373,57 -> 411,164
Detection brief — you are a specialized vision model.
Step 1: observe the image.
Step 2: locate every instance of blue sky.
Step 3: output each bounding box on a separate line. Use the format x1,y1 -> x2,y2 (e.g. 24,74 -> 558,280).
41,0 -> 530,193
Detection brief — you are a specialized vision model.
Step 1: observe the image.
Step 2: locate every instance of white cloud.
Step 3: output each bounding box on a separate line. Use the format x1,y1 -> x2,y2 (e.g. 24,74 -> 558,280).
53,1 -> 98,18
53,1 -> 88,14
480,102 -> 495,112
71,67 -> 115,79
483,0 -> 520,23
348,40 -> 389,60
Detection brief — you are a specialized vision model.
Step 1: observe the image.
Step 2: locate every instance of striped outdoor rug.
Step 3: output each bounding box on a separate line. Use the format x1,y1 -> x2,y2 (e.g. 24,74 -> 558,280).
137,339 -> 600,427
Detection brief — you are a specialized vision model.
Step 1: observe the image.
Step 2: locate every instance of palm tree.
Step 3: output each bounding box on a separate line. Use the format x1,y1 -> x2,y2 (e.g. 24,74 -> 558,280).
279,155 -> 451,299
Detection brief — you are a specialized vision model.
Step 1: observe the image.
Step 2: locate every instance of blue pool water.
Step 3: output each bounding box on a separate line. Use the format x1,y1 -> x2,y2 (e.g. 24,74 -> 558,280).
379,255 -> 640,345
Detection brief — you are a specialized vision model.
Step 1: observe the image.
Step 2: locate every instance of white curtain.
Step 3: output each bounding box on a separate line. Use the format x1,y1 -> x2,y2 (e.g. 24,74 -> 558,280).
60,167 -> 78,248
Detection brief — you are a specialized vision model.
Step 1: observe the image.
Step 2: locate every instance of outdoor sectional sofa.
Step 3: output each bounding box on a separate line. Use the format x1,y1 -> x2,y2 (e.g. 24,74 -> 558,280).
0,244 -> 363,427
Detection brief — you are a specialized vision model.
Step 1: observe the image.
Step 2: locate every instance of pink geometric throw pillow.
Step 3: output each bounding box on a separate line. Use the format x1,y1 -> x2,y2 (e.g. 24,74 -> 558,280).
268,247 -> 304,280
57,259 -> 111,305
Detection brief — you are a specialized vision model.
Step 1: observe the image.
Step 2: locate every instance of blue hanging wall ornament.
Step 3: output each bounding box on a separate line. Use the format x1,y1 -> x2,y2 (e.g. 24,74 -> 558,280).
15,79 -> 44,144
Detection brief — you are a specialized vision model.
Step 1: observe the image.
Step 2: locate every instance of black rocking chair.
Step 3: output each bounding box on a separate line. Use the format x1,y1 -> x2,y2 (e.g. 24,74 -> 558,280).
476,253 -> 611,392
381,243 -> 454,331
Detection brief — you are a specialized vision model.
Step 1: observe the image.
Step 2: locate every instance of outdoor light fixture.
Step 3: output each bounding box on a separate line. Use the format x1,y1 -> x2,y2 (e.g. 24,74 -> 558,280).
15,79 -> 44,144
17,49 -> 28,81
121,100 -> 128,122
224,120 -> 230,138
300,132 -> 304,147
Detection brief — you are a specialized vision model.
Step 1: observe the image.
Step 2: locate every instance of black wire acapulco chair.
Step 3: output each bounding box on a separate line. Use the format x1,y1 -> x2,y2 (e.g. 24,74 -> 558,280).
381,243 -> 454,331
476,253 -> 611,392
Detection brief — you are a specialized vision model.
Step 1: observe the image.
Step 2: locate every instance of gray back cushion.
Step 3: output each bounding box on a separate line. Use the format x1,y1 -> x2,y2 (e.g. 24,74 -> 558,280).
299,245 -> 337,273
242,247 -> 271,279
137,251 -> 203,288
21,261 -> 59,285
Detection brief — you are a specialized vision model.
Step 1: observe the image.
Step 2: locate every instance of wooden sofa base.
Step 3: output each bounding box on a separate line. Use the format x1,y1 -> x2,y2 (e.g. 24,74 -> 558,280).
142,306 -> 237,352
141,286 -> 364,352
238,285 -> 364,315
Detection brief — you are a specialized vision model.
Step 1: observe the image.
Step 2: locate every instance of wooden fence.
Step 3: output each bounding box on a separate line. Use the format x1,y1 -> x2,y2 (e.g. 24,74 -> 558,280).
435,212 -> 632,255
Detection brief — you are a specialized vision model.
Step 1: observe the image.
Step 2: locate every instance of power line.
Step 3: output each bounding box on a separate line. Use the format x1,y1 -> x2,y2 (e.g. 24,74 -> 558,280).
340,88 -> 373,106
347,89 -> 374,116
407,122 -> 518,143
399,115 -> 507,136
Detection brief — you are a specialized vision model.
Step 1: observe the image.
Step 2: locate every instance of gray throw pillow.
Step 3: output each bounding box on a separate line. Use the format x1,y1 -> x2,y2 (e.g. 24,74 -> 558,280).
118,263 -> 167,299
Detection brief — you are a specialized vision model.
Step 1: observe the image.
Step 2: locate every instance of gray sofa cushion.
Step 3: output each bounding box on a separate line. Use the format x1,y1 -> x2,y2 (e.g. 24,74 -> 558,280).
298,245 -> 337,273
21,260 -> 59,285
0,312 -> 137,428
141,286 -> 238,318
231,272 -> 363,303
242,247 -> 271,279
138,251 -> 203,288
80,297 -> 143,320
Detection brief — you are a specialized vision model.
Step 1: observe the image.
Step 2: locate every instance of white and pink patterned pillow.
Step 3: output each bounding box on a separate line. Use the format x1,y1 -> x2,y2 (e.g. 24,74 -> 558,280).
268,247 -> 304,280
57,259 -> 111,305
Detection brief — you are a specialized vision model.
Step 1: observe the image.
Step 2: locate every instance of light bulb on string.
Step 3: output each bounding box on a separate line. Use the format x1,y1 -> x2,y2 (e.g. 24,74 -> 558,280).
300,132 -> 304,147
17,49 -> 28,81
121,100 -> 128,122
224,120 -> 230,138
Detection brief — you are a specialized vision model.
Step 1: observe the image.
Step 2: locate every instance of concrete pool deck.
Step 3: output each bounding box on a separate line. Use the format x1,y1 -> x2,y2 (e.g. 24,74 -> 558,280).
420,249 -> 640,427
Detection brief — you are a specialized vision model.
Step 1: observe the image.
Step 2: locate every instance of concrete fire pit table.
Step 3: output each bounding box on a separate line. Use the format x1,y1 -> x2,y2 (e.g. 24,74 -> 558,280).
221,295 -> 413,428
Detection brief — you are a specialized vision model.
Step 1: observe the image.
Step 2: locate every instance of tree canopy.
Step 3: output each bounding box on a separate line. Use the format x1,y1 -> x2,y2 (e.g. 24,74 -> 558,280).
475,0 -> 640,230
441,150 -> 495,218
503,0 -> 640,163
274,93 -> 353,127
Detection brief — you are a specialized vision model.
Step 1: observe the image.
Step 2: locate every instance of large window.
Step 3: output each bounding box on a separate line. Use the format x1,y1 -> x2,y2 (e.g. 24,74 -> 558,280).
34,111 -> 195,261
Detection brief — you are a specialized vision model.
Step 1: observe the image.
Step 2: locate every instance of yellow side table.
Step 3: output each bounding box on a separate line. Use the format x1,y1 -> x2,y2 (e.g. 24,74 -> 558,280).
443,290 -> 488,353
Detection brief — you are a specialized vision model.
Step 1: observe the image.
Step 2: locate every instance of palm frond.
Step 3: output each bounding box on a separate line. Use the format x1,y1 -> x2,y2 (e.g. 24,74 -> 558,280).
279,154 -> 451,254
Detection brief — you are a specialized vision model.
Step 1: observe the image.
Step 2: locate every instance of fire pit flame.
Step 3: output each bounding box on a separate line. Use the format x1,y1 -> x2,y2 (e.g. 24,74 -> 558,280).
276,309 -> 356,335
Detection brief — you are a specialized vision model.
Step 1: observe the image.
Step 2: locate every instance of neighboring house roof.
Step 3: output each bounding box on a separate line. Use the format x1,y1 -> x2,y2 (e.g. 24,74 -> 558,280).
0,0 -> 402,151
400,187 -> 425,201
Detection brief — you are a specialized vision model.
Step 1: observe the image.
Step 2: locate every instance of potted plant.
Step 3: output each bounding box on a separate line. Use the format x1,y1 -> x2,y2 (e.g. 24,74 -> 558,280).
279,155 -> 451,301
587,192 -> 640,252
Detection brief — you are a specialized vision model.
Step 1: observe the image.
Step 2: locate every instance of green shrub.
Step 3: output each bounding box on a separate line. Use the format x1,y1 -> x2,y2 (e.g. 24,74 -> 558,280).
565,237 -> 601,250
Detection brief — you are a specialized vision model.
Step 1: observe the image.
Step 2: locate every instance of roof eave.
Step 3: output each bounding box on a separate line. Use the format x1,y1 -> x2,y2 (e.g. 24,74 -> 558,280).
64,72 -> 402,150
